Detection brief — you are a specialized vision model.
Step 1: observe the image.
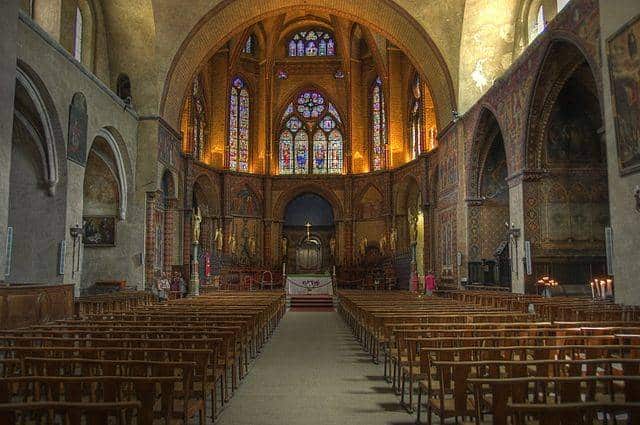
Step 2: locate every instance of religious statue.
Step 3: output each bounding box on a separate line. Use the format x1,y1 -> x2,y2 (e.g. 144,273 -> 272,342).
389,227 -> 398,253
228,233 -> 237,255
214,227 -> 224,252
359,236 -> 368,257
329,235 -> 336,259
379,235 -> 387,254
192,207 -> 202,243
281,236 -> 288,259
408,207 -> 418,244
248,235 -> 256,256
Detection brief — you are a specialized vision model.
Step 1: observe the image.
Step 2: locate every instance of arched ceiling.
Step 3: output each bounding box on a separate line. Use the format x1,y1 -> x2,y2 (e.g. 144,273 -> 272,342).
96,0 -> 533,122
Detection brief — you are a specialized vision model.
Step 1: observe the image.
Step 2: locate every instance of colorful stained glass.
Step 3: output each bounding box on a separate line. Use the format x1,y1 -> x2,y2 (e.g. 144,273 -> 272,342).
282,103 -> 294,121
286,116 -> 302,132
320,116 -> 336,131
328,130 -> 343,174
288,29 -> 336,57
229,77 -> 250,171
410,75 -> 422,160
294,131 -> 309,174
297,91 -> 325,119
279,130 -> 293,174
278,90 -> 343,175
328,103 -> 341,123
243,35 -> 255,54
371,77 -> 386,171
191,76 -> 207,161
313,131 -> 327,173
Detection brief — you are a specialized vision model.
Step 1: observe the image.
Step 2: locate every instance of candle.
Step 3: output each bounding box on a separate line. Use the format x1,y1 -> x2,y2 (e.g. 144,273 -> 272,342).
606,279 -> 613,297
599,281 -> 606,299
590,280 -> 595,299
282,262 -> 286,276
333,265 -> 336,276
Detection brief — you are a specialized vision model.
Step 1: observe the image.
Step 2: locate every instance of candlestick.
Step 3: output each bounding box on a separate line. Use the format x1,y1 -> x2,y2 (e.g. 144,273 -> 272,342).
590,280 -> 595,299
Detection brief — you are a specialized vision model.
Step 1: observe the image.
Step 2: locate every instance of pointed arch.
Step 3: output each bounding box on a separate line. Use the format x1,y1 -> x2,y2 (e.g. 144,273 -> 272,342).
277,87 -> 345,175
228,76 -> 251,172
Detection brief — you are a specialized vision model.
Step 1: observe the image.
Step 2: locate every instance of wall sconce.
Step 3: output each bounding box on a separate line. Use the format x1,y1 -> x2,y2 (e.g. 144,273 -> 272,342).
70,224 -> 84,239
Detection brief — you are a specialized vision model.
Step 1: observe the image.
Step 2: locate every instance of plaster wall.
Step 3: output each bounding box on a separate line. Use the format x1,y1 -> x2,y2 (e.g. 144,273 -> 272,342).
15,14 -> 143,292
0,0 -> 20,280
599,0 -> 640,305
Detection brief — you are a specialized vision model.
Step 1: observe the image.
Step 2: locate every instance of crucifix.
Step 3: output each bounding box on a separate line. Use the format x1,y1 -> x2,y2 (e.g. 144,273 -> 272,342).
305,221 -> 312,241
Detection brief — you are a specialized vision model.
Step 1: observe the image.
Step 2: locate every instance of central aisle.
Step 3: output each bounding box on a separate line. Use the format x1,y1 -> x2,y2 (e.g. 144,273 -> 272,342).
216,311 -> 413,425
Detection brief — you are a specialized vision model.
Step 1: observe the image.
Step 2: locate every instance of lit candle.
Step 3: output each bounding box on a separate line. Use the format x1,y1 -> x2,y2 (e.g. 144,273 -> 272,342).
590,280 -> 595,299
599,280 -> 606,299
282,262 -> 286,276
606,279 -> 613,297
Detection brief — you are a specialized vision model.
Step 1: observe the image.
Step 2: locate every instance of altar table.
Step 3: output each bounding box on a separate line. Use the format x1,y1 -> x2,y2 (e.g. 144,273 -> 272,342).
286,274 -> 334,296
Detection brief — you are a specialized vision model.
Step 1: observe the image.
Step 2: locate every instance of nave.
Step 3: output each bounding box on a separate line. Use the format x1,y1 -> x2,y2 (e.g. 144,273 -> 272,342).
215,311 -> 413,425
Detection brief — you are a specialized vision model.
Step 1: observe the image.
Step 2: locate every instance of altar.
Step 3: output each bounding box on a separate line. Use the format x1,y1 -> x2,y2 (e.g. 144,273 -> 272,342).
285,274 -> 334,296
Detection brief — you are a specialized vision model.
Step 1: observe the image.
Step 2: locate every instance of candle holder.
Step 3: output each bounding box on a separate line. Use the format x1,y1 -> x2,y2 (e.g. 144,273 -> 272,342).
589,276 -> 614,301
536,276 -> 558,298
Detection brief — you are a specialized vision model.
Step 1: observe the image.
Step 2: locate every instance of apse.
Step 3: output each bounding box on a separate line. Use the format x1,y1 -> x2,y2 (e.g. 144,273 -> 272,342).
283,193 -> 335,274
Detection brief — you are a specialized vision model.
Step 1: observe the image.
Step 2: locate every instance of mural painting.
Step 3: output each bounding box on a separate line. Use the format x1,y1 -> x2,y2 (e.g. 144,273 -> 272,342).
231,186 -> 261,217
607,14 -> 640,175
83,216 -> 116,247
67,93 -> 88,166
546,81 -> 601,164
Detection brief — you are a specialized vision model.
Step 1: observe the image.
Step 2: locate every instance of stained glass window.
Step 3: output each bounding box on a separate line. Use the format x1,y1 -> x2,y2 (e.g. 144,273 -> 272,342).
288,29 -> 336,57
278,90 -> 343,174
371,77 -> 387,171
191,75 -> 207,161
313,131 -> 327,174
410,75 -> 423,160
243,34 -> 256,55
279,130 -> 293,174
74,7 -> 83,61
294,131 -> 309,174
228,77 -> 250,171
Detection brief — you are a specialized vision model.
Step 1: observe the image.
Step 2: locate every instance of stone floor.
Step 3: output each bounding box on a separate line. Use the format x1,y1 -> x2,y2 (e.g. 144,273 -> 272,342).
215,311 -> 415,425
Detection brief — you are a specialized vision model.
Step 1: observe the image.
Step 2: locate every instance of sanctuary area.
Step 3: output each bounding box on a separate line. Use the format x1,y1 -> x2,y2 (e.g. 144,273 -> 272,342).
0,0 -> 639,423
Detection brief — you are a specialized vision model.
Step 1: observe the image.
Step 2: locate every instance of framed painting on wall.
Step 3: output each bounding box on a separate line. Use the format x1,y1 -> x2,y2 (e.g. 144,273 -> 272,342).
83,216 -> 116,247
607,14 -> 640,176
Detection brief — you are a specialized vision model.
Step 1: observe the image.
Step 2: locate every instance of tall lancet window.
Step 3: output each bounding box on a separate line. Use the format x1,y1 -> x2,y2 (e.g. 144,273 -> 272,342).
191,75 -> 207,161
410,75 -> 423,160
371,77 -> 387,171
73,7 -> 83,61
228,77 -> 250,171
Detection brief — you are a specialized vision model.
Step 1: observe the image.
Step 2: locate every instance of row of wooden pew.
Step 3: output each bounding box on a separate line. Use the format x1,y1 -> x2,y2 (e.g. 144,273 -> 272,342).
337,290 -> 640,424
74,290 -> 155,317
0,291 -> 286,424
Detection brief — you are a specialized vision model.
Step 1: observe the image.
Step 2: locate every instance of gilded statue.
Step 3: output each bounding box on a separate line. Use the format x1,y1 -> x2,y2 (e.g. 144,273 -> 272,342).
389,227 -> 398,253
214,227 -> 224,251
228,233 -> 237,255
192,207 -> 202,243
281,236 -> 288,258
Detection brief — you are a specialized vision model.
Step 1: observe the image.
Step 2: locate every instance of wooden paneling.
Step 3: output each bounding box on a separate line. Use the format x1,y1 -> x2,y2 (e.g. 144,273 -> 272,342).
0,284 -> 74,329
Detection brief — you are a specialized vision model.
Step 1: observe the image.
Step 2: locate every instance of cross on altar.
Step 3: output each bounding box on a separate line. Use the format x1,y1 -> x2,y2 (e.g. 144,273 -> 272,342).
305,221 -> 312,241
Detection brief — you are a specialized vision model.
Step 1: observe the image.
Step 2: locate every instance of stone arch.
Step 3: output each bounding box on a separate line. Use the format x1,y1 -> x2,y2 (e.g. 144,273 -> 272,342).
160,168 -> 178,200
192,173 -> 220,217
468,106 -> 509,199
8,62 -> 67,284
15,61 -> 65,196
274,183 -> 343,222
525,36 -> 603,169
159,0 -> 456,132
354,184 -> 385,221
86,127 -> 130,220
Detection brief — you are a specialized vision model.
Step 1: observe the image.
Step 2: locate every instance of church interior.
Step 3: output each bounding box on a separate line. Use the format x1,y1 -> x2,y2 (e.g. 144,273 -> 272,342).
1,0 -> 640,423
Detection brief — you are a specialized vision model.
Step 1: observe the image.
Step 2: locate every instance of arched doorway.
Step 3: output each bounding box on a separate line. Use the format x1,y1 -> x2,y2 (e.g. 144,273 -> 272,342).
282,193 -> 335,274
468,109 -> 511,288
